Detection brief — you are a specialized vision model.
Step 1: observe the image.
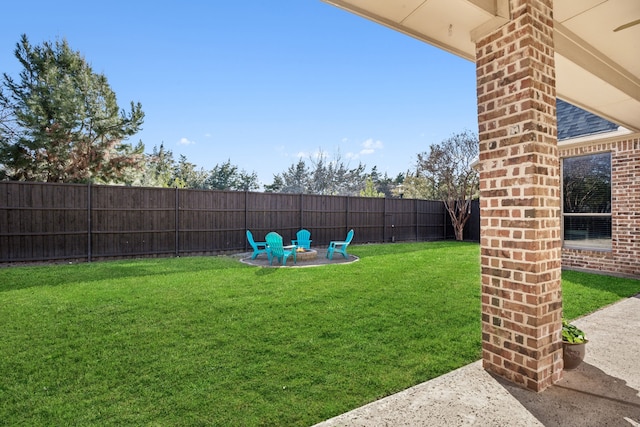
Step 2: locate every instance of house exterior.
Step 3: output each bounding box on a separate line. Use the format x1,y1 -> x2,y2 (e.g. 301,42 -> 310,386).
557,100 -> 640,279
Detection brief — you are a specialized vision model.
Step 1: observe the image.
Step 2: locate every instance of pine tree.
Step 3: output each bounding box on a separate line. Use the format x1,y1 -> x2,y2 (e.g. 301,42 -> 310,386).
206,160 -> 240,190
174,155 -> 208,189
360,177 -> 385,198
0,34 -> 144,183
278,159 -> 310,194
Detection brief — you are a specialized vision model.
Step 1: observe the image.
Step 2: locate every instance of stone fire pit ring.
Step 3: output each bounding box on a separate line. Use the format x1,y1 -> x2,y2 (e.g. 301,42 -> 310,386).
294,248 -> 318,261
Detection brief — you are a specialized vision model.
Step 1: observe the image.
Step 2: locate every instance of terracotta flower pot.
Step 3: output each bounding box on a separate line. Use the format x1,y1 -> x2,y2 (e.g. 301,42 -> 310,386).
562,341 -> 588,370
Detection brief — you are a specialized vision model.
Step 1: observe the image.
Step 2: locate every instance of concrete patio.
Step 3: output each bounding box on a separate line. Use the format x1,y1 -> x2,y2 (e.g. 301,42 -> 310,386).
314,295 -> 640,426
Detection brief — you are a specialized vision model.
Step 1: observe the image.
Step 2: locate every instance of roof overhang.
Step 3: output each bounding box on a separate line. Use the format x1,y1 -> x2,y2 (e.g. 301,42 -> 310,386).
322,0 -> 640,132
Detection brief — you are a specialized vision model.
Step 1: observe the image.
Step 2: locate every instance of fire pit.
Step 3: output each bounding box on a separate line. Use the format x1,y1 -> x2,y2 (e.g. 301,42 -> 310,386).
295,248 -> 318,261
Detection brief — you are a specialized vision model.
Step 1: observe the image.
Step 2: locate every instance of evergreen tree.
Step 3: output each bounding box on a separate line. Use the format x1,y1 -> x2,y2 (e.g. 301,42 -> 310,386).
205,159 -> 259,191
174,155 -> 207,189
338,161 -> 367,196
278,159 -> 310,194
235,170 -> 260,191
206,159 -> 240,190
137,143 -> 175,187
268,150 -> 367,196
264,174 -> 284,193
399,171 -> 434,199
0,35 -> 145,183
308,150 -> 366,196
360,176 -> 385,198
308,152 -> 330,194
369,167 -> 404,198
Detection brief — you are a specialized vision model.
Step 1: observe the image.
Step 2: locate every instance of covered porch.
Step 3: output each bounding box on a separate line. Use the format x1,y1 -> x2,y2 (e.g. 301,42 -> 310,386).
321,0 -> 640,391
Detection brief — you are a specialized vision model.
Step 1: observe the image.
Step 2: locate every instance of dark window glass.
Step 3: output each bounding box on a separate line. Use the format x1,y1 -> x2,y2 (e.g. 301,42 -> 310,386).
563,216 -> 612,250
563,153 -> 611,214
562,153 -> 611,250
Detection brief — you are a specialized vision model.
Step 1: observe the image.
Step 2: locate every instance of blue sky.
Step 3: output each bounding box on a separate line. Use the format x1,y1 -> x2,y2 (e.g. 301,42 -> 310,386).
0,1 -> 478,186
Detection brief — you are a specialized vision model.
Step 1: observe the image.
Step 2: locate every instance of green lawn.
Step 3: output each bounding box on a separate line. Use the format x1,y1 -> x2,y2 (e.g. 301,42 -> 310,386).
1,241 -> 638,426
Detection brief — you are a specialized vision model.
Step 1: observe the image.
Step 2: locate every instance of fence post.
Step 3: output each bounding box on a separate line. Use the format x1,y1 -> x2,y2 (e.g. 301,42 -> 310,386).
175,187 -> 179,257
300,194 -> 303,229
87,182 -> 92,262
345,196 -> 350,234
443,202 -> 447,240
415,199 -> 419,241
244,191 -> 249,252
383,197 -> 387,243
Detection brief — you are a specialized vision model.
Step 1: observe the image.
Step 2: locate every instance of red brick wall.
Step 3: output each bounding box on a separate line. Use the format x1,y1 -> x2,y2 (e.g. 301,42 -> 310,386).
560,135 -> 640,279
476,0 -> 563,392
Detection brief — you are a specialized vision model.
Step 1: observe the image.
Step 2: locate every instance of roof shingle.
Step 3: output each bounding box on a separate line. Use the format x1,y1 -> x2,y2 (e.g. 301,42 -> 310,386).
557,99 -> 619,140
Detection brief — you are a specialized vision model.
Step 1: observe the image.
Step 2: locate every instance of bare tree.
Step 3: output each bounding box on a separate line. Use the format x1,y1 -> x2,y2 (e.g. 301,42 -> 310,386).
417,130 -> 479,240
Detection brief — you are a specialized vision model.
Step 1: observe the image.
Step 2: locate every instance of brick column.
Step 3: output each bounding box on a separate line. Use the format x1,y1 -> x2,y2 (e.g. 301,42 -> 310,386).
475,0 -> 563,392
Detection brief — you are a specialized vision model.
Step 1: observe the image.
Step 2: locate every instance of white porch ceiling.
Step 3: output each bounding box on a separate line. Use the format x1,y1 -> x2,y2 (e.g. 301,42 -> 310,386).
322,0 -> 640,132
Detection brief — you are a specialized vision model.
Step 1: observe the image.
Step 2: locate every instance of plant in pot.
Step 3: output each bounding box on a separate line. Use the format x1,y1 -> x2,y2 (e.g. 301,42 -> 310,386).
562,318 -> 588,370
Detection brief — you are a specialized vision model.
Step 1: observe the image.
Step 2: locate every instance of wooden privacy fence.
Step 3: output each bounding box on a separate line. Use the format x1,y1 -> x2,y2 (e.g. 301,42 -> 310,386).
0,181 -> 479,263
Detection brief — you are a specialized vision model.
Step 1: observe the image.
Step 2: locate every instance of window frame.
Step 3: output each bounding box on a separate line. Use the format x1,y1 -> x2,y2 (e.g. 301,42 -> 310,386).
561,151 -> 612,251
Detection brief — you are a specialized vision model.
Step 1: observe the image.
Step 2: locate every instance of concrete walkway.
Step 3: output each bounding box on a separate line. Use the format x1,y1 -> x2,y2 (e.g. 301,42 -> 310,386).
314,295 -> 640,427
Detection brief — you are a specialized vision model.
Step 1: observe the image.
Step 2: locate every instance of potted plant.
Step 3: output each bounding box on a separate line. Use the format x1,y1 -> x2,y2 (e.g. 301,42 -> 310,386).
562,318 -> 588,370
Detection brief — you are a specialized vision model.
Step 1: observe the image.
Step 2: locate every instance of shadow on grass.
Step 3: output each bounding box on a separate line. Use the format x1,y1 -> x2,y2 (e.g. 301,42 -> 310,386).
562,269 -> 640,298
0,241 -> 474,293
0,256 -> 243,293
354,240 -> 476,257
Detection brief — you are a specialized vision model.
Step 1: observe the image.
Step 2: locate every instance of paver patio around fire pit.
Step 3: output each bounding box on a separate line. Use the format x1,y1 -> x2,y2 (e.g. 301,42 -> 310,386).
239,247 -> 358,268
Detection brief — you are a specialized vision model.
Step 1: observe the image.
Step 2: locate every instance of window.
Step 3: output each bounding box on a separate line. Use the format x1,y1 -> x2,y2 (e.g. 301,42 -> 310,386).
562,152 -> 611,250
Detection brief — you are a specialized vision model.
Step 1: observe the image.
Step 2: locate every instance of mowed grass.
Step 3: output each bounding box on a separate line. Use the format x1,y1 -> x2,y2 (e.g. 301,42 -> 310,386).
1,241 -> 638,426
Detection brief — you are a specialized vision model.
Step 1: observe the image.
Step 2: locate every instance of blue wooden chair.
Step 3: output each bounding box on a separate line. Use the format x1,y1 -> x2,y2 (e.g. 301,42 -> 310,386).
292,229 -> 312,249
265,232 -> 297,266
326,229 -> 354,260
246,230 -> 268,260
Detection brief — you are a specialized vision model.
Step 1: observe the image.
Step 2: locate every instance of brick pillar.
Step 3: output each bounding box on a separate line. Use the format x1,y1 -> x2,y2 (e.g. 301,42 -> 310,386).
475,0 -> 563,392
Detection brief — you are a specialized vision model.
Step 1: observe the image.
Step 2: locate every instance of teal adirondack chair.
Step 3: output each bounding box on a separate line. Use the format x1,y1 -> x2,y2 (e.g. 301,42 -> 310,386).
246,230 -> 268,260
326,229 -> 354,260
292,229 -> 312,249
265,232 -> 297,266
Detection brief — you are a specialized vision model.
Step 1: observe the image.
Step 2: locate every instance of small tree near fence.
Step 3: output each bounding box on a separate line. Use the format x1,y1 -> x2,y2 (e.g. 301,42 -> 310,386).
417,130 -> 479,241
